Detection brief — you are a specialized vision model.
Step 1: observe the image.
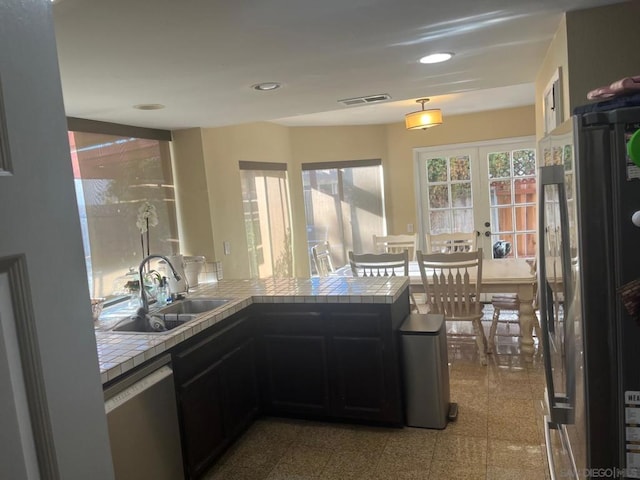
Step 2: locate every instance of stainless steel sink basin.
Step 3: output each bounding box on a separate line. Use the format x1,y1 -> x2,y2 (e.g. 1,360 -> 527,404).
110,313 -> 198,333
109,298 -> 232,334
156,298 -> 231,315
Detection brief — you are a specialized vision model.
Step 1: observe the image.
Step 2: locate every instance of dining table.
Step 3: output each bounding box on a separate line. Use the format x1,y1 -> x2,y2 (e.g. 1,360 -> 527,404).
336,258 -> 538,358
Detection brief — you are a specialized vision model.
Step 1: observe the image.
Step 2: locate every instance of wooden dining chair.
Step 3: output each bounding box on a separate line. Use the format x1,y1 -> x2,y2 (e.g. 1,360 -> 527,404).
372,234 -> 417,260
425,232 -> 477,254
311,241 -> 335,276
416,248 -> 487,365
349,250 -> 409,277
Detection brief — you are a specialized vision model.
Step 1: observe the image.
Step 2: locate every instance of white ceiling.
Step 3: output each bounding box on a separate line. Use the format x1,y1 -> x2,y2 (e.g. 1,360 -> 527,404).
51,0 -> 621,131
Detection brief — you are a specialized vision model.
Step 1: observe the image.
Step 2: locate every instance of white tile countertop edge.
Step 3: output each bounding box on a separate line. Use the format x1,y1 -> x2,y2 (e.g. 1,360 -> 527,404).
95,276 -> 409,384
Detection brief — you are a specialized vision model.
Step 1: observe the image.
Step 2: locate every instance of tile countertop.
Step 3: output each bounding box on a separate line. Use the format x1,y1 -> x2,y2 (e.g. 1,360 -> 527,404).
94,276 -> 409,384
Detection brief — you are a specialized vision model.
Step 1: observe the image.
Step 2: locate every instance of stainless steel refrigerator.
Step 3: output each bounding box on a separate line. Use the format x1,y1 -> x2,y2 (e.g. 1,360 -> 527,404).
538,104 -> 640,480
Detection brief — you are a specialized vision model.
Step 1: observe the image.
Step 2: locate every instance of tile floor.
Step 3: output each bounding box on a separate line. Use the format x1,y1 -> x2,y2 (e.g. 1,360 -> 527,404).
204,306 -> 549,480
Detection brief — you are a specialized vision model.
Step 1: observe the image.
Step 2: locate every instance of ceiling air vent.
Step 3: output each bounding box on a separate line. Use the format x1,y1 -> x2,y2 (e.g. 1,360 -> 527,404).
338,94 -> 391,106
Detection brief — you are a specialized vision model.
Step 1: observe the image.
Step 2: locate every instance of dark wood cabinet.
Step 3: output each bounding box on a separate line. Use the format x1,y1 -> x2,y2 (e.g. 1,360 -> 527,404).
172,287 -> 409,478
328,310 -> 402,424
178,360 -> 227,478
255,292 -> 409,425
173,313 -> 259,479
259,311 -> 330,416
221,337 -> 260,438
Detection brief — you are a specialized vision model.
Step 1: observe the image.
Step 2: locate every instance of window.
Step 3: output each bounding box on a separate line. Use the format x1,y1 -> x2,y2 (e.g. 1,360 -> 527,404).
302,160 -> 385,273
70,131 -> 179,298
239,162 -> 293,279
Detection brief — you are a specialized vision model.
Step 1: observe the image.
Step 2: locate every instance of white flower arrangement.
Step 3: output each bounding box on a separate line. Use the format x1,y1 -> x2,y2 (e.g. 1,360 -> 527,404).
136,201 -> 158,258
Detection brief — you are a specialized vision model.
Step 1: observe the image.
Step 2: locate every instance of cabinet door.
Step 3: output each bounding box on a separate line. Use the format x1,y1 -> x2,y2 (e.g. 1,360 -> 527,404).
177,360 -> 226,480
328,310 -> 402,424
221,337 -> 260,438
262,334 -> 329,416
331,336 -> 388,419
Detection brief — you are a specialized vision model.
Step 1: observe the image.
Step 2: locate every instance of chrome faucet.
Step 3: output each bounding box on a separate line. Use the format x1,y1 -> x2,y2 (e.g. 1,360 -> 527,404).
138,254 -> 182,313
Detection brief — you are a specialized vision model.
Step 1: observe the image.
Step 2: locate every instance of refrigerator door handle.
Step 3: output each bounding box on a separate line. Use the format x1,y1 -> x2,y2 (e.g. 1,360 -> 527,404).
538,165 -> 575,425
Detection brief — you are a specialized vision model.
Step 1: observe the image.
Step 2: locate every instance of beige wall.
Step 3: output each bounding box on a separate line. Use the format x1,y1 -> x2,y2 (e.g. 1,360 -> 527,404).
535,2 -> 640,139
535,15 -> 569,139
199,122 -> 292,279
565,1 -> 640,112
172,107 -> 535,279
172,128 -> 216,259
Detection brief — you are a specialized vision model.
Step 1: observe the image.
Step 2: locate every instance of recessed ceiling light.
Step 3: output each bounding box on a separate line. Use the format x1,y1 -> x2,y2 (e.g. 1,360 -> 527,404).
133,103 -> 165,110
419,53 -> 454,64
252,82 -> 281,91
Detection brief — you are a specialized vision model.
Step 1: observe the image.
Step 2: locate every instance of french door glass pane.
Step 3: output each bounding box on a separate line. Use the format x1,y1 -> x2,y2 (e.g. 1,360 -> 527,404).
70,132 -> 179,299
489,180 -> 511,206
429,211 -> 451,234
453,209 -> 473,232
488,152 -> 510,178
241,169 -> 292,279
424,155 -> 474,234
303,164 -> 384,273
486,147 -> 537,258
429,185 -> 449,208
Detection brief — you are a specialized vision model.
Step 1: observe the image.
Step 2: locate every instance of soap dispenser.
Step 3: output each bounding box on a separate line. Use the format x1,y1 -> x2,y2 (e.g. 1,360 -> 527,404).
156,276 -> 170,306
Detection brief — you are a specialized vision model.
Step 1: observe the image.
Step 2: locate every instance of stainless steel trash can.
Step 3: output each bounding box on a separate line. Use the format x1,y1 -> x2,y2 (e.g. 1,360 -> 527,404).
400,313 -> 451,429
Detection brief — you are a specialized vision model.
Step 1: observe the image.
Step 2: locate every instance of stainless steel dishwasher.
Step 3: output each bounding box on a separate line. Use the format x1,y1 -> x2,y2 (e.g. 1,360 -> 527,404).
104,355 -> 185,480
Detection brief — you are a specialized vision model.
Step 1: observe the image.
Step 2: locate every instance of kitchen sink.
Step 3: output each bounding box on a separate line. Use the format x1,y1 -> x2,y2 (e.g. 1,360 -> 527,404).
156,298 -> 232,315
109,298 -> 232,334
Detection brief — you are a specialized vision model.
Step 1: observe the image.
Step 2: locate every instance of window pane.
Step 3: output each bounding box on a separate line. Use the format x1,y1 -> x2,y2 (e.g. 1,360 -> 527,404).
488,152 -> 510,178
451,183 -> 472,207
564,145 -> 574,171
303,163 -> 384,273
449,156 -> 470,181
553,147 -> 563,165
491,207 -> 513,232
427,158 -> 447,182
514,178 -> 536,204
515,233 -> 537,258
515,205 -> 536,231
71,132 -> 178,299
429,211 -> 450,234
241,169 -> 292,278
513,149 -> 536,176
428,185 -> 449,208
489,180 -> 511,206
452,209 -> 474,232
565,173 -> 574,200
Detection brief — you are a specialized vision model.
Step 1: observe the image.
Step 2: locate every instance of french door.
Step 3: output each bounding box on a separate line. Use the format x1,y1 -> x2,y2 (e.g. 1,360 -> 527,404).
415,137 -> 537,259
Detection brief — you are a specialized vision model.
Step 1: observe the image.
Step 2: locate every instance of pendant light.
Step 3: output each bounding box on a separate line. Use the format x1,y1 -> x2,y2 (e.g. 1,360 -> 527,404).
405,98 -> 443,130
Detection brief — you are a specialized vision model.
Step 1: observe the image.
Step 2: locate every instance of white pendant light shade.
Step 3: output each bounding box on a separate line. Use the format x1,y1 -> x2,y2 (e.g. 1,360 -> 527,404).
405,98 -> 443,130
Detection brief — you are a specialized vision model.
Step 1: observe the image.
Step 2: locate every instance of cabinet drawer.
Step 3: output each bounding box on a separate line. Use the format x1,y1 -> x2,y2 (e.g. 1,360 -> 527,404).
173,314 -> 251,384
329,312 -> 383,336
259,311 -> 324,335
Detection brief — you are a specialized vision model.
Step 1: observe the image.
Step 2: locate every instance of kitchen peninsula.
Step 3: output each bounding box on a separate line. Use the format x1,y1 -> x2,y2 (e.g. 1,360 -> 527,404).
96,276 -> 410,479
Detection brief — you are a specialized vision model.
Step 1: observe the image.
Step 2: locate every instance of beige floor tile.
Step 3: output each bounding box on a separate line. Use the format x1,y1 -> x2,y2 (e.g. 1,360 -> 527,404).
438,408 -> 488,438
432,434 -> 487,469
319,449 -> 381,479
488,380 -> 534,399
205,462 -> 274,480
488,414 -> 540,443
486,465 -> 548,480
371,461 -> 431,480
427,463 -> 487,480
384,427 -> 438,457
278,444 -> 333,471
487,438 -> 544,470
